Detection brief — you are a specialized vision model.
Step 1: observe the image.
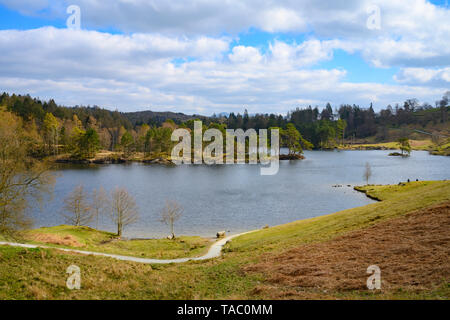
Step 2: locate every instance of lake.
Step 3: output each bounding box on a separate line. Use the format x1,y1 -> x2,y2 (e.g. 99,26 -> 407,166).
33,150 -> 450,238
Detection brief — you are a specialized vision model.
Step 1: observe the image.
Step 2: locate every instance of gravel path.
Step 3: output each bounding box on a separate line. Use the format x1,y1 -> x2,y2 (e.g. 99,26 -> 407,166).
0,231 -> 255,264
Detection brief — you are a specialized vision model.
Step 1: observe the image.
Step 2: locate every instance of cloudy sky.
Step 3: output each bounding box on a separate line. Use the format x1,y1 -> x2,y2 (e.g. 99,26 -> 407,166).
0,0 -> 449,115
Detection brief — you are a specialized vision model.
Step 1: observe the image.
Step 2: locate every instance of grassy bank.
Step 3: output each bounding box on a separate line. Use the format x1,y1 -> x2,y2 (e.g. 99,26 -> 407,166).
339,139 -> 433,150
0,181 -> 449,299
19,225 -> 213,260
429,141 -> 450,156
338,139 -> 450,156
52,151 -> 174,164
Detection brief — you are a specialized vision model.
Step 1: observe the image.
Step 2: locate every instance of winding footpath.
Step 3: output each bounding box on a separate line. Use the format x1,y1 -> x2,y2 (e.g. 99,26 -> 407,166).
0,231 -> 256,264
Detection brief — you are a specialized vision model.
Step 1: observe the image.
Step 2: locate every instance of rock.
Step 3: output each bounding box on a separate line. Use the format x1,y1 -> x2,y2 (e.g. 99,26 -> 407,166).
167,234 -> 175,240
143,157 -> 174,165
262,224 -> 269,229
389,152 -> 409,157
216,231 -> 226,238
279,154 -> 305,160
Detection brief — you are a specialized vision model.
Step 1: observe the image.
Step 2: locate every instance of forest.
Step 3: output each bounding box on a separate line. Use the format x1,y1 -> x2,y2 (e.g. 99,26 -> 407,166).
0,91 -> 448,160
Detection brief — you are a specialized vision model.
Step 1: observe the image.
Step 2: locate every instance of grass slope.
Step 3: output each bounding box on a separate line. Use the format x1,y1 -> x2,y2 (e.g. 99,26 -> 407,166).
22,225 -> 212,260
0,181 -> 449,299
339,139 -> 450,156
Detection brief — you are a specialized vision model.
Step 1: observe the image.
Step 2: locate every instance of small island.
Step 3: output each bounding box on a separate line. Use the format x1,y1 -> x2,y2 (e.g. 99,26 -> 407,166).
388,138 -> 412,157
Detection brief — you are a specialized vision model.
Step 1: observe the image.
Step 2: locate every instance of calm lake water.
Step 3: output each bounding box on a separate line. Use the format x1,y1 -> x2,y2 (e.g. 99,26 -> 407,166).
33,150 -> 450,238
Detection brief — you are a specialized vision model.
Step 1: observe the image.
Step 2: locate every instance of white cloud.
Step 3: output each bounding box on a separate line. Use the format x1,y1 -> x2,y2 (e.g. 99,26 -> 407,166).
394,67 -> 450,86
0,27 -> 230,80
269,39 -> 342,68
228,46 -> 263,65
1,0 -> 449,69
258,7 -> 306,33
0,1 -> 448,113
0,27 -> 446,114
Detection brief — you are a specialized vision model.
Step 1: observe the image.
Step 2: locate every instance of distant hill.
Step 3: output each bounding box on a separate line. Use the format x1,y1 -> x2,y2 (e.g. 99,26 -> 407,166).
123,110 -> 209,126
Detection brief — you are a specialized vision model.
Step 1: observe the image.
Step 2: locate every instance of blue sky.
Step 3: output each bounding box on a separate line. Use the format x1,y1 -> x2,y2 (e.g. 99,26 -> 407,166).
0,0 -> 448,114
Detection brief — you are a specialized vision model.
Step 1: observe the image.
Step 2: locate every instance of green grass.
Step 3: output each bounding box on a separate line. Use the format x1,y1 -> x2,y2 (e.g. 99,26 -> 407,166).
23,225 -> 212,260
229,181 -> 450,254
0,181 -> 449,299
339,139 -> 450,156
430,141 -> 450,156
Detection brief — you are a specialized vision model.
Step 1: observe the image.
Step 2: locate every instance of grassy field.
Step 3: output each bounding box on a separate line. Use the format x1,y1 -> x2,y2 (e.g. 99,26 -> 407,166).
0,181 -> 449,300
19,225 -> 213,260
430,141 -> 450,156
339,139 -> 450,156
340,139 -> 434,150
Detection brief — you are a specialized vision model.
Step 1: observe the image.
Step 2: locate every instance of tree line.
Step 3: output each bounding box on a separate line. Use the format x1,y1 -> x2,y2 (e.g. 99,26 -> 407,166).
1,91 -> 449,160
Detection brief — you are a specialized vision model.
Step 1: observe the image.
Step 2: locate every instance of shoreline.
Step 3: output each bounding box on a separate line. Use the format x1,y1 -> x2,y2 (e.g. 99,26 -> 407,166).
53,152 -> 306,165
51,144 -> 449,165
1,183 -> 381,263
1,181 -> 449,299
353,186 -> 383,201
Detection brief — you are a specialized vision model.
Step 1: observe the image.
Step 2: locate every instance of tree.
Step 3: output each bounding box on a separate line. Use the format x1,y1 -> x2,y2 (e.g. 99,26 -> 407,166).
282,124 -> 302,155
110,188 -> 139,237
316,121 -> 336,148
62,185 -> 93,226
70,128 -> 101,159
136,124 -> 150,152
280,124 -> 313,155
431,131 -> 445,147
120,131 -> 134,156
145,127 -> 173,155
160,200 -> 183,239
438,91 -> 449,123
43,112 -> 60,155
82,128 -> 101,158
336,119 -> 347,145
321,103 -> 333,120
91,187 -> 108,229
0,109 -> 54,236
398,137 -> 412,156
364,162 -> 372,185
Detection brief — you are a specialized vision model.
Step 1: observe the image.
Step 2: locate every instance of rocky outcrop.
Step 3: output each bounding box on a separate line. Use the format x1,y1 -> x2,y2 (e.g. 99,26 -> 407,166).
216,231 -> 226,238
279,154 -> 305,160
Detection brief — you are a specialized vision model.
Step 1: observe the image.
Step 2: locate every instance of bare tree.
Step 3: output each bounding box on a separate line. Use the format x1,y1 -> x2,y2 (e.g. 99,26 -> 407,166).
110,188 -> 139,237
160,200 -> 183,239
91,187 -> 108,229
431,131 -> 446,147
62,185 -> 93,226
364,162 -> 372,185
0,110 -> 54,236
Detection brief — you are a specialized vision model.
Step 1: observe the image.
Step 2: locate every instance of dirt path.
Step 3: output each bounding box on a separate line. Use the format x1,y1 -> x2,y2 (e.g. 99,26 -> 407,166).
0,231 -> 255,264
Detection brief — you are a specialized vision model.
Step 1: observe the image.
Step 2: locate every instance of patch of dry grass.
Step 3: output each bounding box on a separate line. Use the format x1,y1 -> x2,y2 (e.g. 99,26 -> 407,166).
243,202 -> 450,299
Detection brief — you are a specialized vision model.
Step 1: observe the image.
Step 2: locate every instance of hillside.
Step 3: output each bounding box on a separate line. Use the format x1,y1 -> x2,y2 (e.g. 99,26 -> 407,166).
0,181 -> 448,299
123,110 -> 206,126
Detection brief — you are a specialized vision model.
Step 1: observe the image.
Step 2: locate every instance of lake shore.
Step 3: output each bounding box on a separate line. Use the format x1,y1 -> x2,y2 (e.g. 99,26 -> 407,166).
1,180 -> 449,299
50,138 -> 450,166
337,139 -> 450,156
52,150 -> 307,165
38,149 -> 450,238
8,180 -> 431,258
